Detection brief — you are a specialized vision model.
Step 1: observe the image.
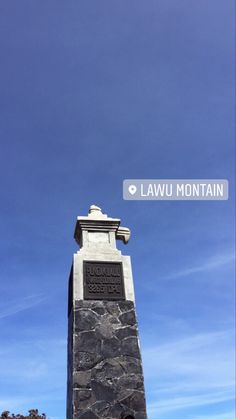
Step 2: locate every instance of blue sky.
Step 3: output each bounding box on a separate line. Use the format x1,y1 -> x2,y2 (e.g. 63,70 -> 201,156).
0,1 -> 235,418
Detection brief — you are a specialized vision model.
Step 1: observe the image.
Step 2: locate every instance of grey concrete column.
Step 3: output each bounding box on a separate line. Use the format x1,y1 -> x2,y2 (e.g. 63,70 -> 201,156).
67,205 -> 147,419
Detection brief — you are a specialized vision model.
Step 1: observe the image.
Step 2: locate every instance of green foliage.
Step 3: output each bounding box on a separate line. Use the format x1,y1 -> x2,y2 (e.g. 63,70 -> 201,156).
0,410 -> 48,419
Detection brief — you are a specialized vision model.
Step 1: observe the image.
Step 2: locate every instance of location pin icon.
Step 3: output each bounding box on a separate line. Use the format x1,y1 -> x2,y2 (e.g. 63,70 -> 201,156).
128,184 -> 137,195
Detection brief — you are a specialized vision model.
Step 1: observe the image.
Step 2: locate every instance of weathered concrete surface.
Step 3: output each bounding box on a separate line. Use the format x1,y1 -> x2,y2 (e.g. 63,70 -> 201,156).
67,300 -> 147,419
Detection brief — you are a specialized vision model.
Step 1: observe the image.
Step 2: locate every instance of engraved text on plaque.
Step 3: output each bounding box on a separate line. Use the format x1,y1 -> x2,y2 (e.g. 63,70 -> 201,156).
83,261 -> 125,300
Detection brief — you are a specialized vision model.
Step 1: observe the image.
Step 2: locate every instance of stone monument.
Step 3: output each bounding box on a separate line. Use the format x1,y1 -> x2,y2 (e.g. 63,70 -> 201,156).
67,205 -> 147,419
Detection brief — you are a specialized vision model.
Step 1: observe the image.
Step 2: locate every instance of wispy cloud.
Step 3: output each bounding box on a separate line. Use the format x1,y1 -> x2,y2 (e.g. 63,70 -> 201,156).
0,338 -> 66,382
0,294 -> 46,320
193,411 -> 236,419
0,337 -> 66,417
143,329 -> 235,417
148,390 -> 234,414
0,394 -> 65,418
0,397 -> 34,412
164,252 -> 235,280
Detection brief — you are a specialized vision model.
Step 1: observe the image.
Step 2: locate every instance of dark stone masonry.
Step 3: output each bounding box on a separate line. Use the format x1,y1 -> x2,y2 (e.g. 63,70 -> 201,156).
67,300 -> 147,419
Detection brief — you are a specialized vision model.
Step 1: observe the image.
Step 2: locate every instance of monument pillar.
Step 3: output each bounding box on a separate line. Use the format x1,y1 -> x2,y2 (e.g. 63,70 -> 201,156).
67,205 -> 147,419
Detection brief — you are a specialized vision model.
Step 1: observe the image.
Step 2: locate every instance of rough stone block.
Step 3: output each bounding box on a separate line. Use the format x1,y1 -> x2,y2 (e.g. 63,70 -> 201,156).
67,300 -> 147,418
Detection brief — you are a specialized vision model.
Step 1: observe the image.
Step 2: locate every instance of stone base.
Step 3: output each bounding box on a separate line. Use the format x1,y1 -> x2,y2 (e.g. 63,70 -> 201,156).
67,300 -> 147,419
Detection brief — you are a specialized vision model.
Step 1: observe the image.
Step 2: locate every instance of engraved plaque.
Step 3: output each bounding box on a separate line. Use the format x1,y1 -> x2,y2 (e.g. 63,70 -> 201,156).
84,261 -> 125,300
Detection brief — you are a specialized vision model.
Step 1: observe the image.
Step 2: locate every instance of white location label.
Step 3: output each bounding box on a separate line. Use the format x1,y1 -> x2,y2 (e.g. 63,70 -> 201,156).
128,185 -> 137,195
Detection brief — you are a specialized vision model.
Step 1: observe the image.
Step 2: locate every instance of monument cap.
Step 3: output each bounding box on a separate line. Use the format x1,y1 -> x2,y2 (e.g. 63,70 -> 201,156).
74,205 -> 130,246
